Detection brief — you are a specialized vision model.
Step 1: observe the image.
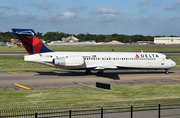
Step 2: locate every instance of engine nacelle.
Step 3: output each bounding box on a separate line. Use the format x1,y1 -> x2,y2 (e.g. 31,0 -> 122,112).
53,55 -> 84,66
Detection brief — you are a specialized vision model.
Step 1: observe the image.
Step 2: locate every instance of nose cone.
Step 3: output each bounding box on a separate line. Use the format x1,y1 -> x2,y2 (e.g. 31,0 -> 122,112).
171,60 -> 176,68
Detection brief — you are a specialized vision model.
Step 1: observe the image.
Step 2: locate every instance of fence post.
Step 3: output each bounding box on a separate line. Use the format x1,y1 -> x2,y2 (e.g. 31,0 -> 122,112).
69,110 -> 71,118
159,104 -> 160,118
131,106 -> 133,118
101,108 -> 103,118
35,112 -> 37,118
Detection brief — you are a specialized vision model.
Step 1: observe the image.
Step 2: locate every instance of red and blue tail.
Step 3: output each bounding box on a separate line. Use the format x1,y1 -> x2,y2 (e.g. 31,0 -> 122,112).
12,29 -> 53,55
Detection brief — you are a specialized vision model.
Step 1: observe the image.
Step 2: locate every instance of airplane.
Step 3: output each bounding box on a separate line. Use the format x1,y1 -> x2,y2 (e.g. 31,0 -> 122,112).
12,28 -> 176,76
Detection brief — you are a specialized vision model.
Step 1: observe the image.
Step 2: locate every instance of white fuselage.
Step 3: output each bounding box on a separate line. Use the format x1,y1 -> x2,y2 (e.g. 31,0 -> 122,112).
24,51 -> 176,71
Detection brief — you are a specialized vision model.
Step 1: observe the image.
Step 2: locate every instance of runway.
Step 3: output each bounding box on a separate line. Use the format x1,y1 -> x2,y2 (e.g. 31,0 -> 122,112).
0,69 -> 180,91
0,52 -> 27,56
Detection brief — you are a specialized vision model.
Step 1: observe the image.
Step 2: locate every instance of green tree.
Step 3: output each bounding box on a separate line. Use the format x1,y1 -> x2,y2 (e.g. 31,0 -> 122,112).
36,32 -> 43,39
43,32 -> 58,42
104,36 -> 111,42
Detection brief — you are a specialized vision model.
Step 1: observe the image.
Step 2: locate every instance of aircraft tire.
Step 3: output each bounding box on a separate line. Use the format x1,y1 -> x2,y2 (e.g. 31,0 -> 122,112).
165,69 -> 169,74
96,71 -> 103,76
85,70 -> 91,75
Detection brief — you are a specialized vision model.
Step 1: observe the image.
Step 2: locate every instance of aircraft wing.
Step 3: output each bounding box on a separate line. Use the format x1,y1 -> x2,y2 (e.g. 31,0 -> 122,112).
94,65 -> 118,70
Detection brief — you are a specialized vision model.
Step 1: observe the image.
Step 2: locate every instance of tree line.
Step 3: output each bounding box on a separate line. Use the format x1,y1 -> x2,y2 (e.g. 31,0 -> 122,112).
40,32 -> 155,43
0,31 -> 178,43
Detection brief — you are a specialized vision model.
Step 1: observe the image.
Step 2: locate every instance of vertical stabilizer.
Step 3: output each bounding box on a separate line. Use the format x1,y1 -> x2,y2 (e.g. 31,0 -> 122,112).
12,28 -> 53,55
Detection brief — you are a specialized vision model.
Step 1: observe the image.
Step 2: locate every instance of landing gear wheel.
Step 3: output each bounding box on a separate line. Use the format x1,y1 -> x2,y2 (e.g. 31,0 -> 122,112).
96,70 -> 104,76
165,69 -> 169,74
85,70 -> 91,75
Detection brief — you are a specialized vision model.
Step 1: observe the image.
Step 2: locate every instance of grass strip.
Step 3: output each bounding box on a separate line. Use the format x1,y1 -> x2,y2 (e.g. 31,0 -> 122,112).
0,56 -> 64,72
1,45 -> 180,52
0,84 -> 180,109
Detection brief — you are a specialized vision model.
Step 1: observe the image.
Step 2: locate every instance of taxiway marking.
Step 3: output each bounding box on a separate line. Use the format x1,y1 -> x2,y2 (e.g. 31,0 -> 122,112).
13,84 -> 32,89
171,78 -> 180,81
7,72 -> 19,74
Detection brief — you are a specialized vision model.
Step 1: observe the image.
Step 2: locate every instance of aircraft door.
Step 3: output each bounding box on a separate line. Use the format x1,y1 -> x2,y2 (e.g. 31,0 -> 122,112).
103,56 -> 107,62
161,57 -> 165,65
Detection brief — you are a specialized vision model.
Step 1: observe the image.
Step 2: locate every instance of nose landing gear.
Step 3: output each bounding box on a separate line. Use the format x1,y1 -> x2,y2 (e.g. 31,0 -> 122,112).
165,69 -> 169,74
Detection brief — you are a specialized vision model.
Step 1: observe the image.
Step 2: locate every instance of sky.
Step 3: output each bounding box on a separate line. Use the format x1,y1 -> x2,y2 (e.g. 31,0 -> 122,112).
0,0 -> 180,36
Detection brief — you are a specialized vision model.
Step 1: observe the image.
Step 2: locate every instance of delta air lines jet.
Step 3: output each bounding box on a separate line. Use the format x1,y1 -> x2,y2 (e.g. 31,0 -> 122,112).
12,29 -> 176,76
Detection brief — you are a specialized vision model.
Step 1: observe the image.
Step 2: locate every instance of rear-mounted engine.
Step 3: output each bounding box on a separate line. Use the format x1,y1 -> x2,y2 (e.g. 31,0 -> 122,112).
53,55 -> 84,66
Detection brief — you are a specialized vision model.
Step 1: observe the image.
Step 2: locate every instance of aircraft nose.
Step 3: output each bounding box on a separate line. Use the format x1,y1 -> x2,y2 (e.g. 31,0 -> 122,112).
171,60 -> 176,68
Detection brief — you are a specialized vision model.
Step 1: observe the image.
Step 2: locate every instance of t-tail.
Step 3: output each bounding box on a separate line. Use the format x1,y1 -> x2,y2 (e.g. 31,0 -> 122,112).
12,28 -> 53,55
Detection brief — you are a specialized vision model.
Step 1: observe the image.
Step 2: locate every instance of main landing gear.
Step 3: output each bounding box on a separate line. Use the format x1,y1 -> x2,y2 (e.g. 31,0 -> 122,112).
85,70 -> 91,75
85,70 -> 104,76
96,70 -> 104,76
165,69 -> 169,74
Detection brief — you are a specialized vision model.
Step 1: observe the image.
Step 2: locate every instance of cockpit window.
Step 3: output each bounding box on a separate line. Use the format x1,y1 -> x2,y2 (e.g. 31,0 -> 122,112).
166,56 -> 169,60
